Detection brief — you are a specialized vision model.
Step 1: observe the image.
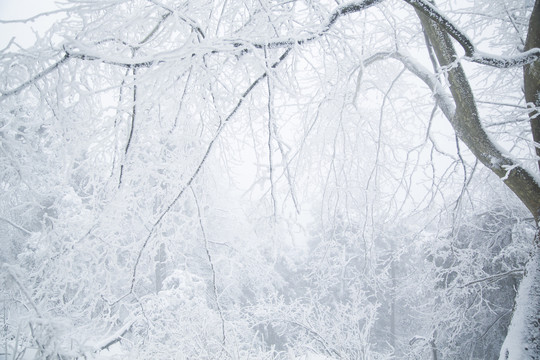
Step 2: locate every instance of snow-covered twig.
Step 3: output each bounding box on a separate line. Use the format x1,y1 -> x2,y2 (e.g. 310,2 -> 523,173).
460,269 -> 524,288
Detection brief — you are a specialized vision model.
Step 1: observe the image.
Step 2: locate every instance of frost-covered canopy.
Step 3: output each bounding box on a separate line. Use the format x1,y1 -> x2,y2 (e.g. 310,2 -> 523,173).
1,0 -> 540,359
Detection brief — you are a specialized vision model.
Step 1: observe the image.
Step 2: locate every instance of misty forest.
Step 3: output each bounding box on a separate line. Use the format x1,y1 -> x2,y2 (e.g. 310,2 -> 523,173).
1,0 -> 540,359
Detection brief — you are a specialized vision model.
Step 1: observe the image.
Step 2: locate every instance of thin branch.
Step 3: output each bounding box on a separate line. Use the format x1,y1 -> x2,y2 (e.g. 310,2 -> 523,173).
504,5 -> 526,46
460,269 -> 524,288
279,319 -> 343,359
138,11 -> 173,45
146,1 -> 204,39
4,265 -> 41,317
365,67 -> 406,191
265,47 -> 277,220
478,310 -> 512,340
0,8 -> 69,24
453,135 -> 468,213
109,67 -> 131,179
476,100 -> 527,109
118,67 -> 137,188
170,66 -> 194,133
191,187 -> 226,348
0,54 -> 70,100
0,216 -> 32,235
422,28 -> 440,75
272,124 -> 300,214
97,318 -> 136,351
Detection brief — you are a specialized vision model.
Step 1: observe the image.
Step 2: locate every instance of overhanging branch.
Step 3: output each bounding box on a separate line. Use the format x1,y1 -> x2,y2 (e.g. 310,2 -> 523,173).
3,0 -> 537,104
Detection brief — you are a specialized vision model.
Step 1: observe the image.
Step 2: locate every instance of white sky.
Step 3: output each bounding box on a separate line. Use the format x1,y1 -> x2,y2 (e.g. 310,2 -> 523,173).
0,0 -> 59,48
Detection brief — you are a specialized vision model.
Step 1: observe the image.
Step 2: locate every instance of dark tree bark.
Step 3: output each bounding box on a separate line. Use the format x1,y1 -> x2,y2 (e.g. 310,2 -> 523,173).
413,2 -> 540,223
524,0 -> 540,172
414,2 -> 540,358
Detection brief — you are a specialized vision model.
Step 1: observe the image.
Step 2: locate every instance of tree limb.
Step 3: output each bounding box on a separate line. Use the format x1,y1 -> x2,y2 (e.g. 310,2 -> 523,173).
403,0 -> 540,68
0,53 -> 70,100
416,6 -> 540,222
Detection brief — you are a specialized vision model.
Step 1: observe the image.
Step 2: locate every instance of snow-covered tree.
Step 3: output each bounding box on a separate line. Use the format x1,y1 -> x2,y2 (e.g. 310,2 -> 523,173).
1,0 -> 539,359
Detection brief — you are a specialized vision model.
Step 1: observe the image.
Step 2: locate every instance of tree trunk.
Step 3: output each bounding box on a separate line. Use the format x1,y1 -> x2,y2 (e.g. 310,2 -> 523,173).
500,3 -> 540,356
524,0 -> 540,172
415,2 -> 540,358
500,230 -> 540,359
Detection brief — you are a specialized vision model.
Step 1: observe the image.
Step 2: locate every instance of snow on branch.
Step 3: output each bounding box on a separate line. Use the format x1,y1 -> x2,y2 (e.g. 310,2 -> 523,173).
95,318 -> 136,352
233,0 -> 539,68
241,0 -> 385,49
466,49 -> 540,68
0,53 -> 70,100
5,0 -> 535,104
403,0 -> 540,68
0,215 -> 33,235
360,51 -> 456,119
460,269 -> 524,288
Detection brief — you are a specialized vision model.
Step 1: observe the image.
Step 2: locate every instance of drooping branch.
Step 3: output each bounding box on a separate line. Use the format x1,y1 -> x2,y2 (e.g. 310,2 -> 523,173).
360,50 -> 455,122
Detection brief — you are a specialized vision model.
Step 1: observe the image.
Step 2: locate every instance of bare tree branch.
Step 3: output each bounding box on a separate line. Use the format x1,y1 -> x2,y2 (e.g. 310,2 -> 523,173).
0,216 -> 32,235
460,269 -> 524,288
0,53 -> 69,100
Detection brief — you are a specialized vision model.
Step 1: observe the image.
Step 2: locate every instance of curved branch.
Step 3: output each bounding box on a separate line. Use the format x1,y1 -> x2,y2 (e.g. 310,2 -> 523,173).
191,187 -> 226,347
403,0 -> 540,68
96,318 -> 136,351
360,50 -> 455,119
245,0 -> 539,68
243,0 -> 384,49
2,0 -> 538,104
0,53 -> 70,100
